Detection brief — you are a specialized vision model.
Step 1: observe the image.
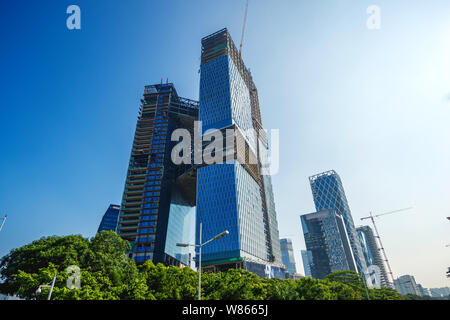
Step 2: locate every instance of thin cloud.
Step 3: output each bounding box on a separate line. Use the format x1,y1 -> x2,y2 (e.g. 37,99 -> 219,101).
444,93 -> 450,102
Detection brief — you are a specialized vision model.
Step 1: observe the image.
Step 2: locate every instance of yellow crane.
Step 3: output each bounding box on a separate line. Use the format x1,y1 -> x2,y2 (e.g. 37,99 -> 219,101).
361,207 -> 413,290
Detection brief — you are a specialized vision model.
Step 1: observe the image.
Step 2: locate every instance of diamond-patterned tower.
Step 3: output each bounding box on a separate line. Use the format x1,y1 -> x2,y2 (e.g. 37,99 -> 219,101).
309,170 -> 368,275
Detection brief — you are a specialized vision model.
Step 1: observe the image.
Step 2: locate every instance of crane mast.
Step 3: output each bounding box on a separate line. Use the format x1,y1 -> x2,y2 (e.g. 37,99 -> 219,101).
239,0 -> 249,58
0,215 -> 6,233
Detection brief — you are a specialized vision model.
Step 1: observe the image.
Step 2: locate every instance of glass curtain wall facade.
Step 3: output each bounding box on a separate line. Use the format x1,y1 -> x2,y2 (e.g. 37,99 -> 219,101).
117,83 -> 198,266
97,204 -> 120,233
300,209 -> 357,279
196,28 -> 283,278
301,250 -> 313,277
357,225 -> 389,287
394,275 -> 421,296
280,238 -> 297,275
309,170 -> 368,275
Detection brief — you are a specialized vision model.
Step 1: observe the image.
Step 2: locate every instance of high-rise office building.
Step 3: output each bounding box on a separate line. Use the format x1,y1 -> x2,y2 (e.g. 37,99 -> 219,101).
356,225 -> 389,287
280,238 -> 297,275
300,209 -> 357,279
117,83 -> 198,266
309,170 -> 367,275
196,28 -> 284,278
97,204 -> 120,233
301,250 -> 312,277
394,275 -> 421,296
416,284 -> 430,297
429,287 -> 450,298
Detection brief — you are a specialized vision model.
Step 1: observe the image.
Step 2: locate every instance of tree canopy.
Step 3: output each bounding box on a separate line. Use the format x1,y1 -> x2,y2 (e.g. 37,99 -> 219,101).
0,232 -> 406,300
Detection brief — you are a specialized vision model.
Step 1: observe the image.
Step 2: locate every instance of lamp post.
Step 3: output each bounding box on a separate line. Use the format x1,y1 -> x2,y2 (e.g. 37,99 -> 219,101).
177,221 -> 229,300
36,272 -> 57,300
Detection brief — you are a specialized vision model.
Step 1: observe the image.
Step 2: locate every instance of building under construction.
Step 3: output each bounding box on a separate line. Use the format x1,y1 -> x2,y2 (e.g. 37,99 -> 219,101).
196,28 -> 285,278
357,225 -> 390,287
117,83 -> 198,266
116,28 -> 285,278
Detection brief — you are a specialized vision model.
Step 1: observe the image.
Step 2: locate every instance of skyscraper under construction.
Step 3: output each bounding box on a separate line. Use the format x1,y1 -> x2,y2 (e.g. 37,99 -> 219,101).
117,83 -> 198,266
196,28 -> 284,277
357,225 -> 390,287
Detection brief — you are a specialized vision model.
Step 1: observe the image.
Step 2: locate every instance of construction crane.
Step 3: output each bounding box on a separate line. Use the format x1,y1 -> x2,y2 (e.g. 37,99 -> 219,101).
0,214 -> 6,233
361,207 -> 413,290
239,0 -> 249,58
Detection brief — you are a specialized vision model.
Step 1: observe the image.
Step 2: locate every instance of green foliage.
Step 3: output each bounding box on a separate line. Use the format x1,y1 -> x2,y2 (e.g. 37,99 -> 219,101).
369,287 -> 403,300
0,231 -> 143,300
140,261 -> 197,300
261,278 -> 297,300
202,269 -> 266,300
0,234 -> 411,300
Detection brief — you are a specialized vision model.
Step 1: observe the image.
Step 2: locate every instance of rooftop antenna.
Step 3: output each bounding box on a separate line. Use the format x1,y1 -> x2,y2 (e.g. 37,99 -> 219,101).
239,0 -> 249,59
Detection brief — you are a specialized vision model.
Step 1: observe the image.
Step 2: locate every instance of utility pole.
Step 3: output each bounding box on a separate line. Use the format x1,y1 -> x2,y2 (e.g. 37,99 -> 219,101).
0,215 -> 6,232
361,207 -> 412,290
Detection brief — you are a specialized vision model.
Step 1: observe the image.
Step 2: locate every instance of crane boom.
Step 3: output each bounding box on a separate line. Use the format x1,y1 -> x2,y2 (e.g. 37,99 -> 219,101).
373,207 -> 413,218
361,207 -> 412,220
239,0 -> 249,58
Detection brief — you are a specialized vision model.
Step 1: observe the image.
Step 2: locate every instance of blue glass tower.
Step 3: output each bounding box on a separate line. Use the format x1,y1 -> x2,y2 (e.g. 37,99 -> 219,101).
300,209 -> 357,279
301,250 -> 313,277
309,170 -> 367,275
280,238 -> 297,276
117,83 -> 198,267
196,29 -> 284,277
97,204 -> 120,233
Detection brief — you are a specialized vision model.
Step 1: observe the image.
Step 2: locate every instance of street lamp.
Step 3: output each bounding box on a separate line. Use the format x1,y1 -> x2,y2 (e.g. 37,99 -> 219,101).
36,272 -> 57,300
176,222 -> 229,300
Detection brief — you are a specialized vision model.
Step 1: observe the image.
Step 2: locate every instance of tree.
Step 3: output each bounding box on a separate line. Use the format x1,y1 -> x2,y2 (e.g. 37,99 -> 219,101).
140,261 -> 197,300
0,231 -> 145,300
202,269 -> 266,300
0,234 -> 415,300
325,271 -> 365,289
369,287 -> 403,300
261,278 -> 297,300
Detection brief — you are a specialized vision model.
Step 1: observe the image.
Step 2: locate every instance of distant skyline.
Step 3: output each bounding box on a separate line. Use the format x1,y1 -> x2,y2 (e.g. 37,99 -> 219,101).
1,1 -> 449,288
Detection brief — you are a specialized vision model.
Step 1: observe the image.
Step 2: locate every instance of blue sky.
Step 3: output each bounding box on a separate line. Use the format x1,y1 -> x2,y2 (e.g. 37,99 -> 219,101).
1,1 -> 449,288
